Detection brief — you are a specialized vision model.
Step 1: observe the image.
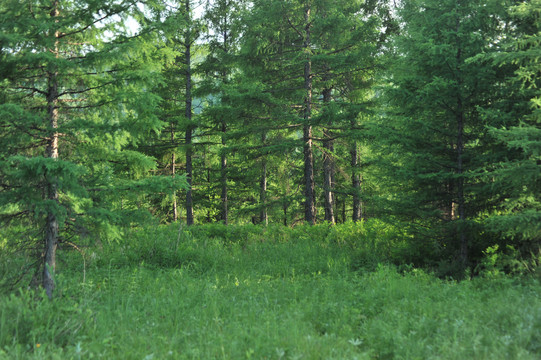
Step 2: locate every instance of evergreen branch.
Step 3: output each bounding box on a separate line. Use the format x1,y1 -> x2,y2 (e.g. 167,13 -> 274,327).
57,4 -> 134,40
62,100 -> 115,110
14,86 -> 48,96
58,81 -> 116,97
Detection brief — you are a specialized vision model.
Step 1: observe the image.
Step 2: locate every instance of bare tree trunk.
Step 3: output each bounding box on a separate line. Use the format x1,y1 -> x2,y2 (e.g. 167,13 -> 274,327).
43,1 -> 60,300
171,125 -> 178,222
303,4 -> 316,225
185,0 -> 194,226
322,87 -> 335,224
260,132 -> 268,225
219,22 -> 230,225
351,140 -> 362,222
456,19 -> 467,266
220,121 -> 228,224
457,99 -> 467,265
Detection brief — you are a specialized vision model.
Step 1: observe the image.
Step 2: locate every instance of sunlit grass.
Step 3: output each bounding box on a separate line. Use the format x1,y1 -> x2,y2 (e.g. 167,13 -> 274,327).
1,223 -> 540,359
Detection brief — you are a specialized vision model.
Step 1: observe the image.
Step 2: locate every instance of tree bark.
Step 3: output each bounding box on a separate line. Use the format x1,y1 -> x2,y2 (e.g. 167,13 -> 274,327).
220,121 -> 228,224
260,132 -> 268,225
171,125 -> 178,222
456,17 -> 467,266
185,0 -> 194,226
322,87 -> 335,224
351,140 -> 362,222
43,1 -> 60,300
303,4 -> 316,225
219,21 -> 229,225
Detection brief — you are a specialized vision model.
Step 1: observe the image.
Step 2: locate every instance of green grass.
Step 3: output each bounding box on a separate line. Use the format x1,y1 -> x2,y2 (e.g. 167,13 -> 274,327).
1,223 -> 540,359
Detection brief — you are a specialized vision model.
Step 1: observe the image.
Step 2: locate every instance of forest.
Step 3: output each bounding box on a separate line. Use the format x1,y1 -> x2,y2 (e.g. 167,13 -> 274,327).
0,0 -> 540,358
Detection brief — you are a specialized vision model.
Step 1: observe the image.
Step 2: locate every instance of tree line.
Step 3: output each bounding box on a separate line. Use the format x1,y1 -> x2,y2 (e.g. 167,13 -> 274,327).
0,0 -> 539,296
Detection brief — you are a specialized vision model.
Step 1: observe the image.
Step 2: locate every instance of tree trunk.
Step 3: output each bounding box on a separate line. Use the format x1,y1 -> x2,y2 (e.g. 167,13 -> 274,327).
43,1 -> 60,300
171,125 -> 178,222
303,4 -> 316,225
351,140 -> 362,222
220,121 -> 228,224
322,87 -> 335,224
185,0 -> 194,226
260,132 -> 268,225
457,100 -> 467,265
456,18 -> 467,266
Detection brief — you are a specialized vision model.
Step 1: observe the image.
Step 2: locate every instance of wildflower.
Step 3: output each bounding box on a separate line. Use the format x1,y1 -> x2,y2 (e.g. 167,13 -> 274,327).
36,344 -> 41,348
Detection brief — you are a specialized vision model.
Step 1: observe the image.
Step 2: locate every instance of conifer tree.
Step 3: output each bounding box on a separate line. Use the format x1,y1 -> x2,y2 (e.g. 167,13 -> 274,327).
198,0 -> 247,224
485,0 -> 541,252
0,0 -> 185,297
380,0 -> 511,268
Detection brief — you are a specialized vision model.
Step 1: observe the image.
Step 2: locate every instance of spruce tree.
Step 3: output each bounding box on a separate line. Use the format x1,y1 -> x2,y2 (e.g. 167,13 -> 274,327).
485,0 -> 541,252
380,0 -> 511,268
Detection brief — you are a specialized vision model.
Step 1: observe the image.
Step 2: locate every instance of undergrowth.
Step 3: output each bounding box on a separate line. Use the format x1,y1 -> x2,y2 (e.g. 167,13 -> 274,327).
1,221 -> 540,359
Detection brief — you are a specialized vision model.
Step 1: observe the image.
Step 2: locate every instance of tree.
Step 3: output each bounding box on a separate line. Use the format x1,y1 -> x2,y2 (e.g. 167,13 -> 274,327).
379,0 -> 512,268
484,0 -> 541,254
198,0 -> 247,224
238,0 -> 389,225
0,0 -> 185,297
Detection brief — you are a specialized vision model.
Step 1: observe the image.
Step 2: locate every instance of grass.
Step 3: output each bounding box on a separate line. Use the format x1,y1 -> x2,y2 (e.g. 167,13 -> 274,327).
1,222 -> 540,359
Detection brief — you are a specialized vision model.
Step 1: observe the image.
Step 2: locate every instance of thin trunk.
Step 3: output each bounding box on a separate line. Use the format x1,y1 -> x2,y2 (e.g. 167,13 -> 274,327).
303,4 -> 316,225
351,140 -> 362,222
43,1 -> 60,300
456,17 -> 467,266
457,99 -> 466,265
205,140 -> 212,223
260,132 -> 268,225
171,125 -> 178,222
322,87 -> 335,224
185,0 -> 194,226
219,22 -> 229,224
342,196 -> 346,223
220,121 -> 228,224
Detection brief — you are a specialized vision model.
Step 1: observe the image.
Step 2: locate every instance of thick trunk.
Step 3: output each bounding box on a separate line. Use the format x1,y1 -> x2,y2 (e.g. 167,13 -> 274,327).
351,141 -> 362,222
303,5 -> 316,225
185,4 -> 194,226
43,1 -> 60,300
220,121 -> 228,224
260,132 -> 268,225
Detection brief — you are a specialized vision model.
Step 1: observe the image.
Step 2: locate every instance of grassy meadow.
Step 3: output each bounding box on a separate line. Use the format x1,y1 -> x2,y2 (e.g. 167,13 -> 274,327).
1,222 -> 540,359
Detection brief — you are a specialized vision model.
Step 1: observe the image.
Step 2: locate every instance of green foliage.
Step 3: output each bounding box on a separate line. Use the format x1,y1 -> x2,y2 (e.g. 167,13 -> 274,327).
483,0 -> 541,250
375,0 -> 517,268
1,225 -> 540,359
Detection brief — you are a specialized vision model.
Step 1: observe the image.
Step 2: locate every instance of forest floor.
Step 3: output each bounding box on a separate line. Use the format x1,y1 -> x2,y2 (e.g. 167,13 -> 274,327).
1,224 -> 540,359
